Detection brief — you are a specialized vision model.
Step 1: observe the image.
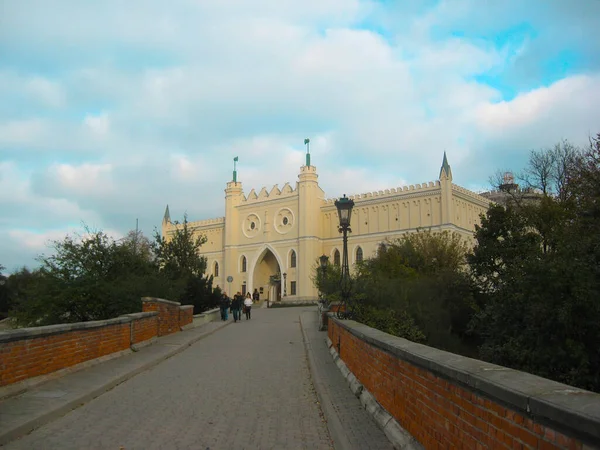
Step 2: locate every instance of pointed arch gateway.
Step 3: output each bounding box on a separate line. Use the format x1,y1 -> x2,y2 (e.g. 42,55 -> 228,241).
249,244 -> 284,303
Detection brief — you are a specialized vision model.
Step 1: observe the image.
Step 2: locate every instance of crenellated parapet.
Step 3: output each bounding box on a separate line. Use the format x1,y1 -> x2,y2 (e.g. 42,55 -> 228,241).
167,217 -> 225,234
241,181 -> 298,204
451,184 -> 491,206
322,180 -> 441,205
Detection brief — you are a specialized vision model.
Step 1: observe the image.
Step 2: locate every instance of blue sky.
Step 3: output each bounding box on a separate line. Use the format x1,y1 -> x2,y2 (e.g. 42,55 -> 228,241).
1,0 -> 599,272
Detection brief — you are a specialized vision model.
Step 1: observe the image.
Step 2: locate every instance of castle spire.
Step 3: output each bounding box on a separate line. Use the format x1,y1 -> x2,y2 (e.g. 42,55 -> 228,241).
439,151 -> 453,181
163,204 -> 171,223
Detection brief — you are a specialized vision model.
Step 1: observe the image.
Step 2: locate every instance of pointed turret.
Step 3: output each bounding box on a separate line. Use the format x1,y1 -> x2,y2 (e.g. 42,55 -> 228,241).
163,205 -> 171,224
439,151 -> 453,181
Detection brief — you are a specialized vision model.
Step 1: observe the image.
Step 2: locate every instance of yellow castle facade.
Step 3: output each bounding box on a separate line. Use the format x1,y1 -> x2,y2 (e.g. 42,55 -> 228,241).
161,154 -> 490,302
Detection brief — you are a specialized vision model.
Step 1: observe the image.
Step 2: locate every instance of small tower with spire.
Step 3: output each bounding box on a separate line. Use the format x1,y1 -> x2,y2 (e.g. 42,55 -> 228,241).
161,204 -> 171,241
439,151 -> 453,181
439,152 -> 453,225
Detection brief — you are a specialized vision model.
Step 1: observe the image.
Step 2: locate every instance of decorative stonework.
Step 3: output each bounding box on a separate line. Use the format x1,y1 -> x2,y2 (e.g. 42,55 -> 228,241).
242,213 -> 261,238
274,207 -> 295,235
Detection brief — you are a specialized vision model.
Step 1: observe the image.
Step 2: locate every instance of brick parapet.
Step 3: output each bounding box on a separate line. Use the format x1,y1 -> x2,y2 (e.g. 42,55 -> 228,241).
0,312 -> 159,387
179,305 -> 194,330
142,298 -> 182,336
328,316 -> 600,449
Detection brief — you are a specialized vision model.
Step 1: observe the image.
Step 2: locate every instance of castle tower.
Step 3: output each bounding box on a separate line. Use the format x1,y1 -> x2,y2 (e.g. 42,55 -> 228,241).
297,159 -> 324,300
223,179 -> 243,295
439,152 -> 454,226
161,205 -> 171,239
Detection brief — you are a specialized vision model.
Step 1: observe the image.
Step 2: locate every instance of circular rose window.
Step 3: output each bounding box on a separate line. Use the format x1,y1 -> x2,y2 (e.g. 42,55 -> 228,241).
242,214 -> 261,238
274,208 -> 294,235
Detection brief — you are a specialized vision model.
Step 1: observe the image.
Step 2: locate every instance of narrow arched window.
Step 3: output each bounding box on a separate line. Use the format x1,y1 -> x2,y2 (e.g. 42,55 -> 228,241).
214,262 -> 219,277
334,249 -> 340,266
356,247 -> 363,263
241,256 -> 247,272
290,250 -> 296,268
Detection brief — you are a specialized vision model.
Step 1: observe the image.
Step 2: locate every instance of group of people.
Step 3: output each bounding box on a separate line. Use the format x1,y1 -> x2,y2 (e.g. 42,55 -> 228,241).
219,289 -> 260,322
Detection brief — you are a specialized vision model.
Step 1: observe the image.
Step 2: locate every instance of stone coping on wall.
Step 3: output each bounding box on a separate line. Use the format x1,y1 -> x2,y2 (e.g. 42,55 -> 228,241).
329,316 -> 600,444
193,308 -> 220,318
141,297 -> 181,306
180,305 -> 194,311
0,312 -> 159,344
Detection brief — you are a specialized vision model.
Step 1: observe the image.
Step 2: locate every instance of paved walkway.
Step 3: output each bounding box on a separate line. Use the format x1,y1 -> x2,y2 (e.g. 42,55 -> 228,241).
1,307 -> 393,450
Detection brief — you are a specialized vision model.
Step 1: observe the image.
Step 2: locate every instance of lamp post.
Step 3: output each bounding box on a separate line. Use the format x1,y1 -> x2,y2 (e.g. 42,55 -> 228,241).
334,194 -> 355,319
318,254 -> 329,331
283,272 -> 287,297
319,254 -> 329,298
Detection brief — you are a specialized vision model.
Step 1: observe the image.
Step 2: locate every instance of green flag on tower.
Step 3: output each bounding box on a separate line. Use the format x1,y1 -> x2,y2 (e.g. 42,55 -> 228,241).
234,156 -> 239,162
304,138 -> 310,145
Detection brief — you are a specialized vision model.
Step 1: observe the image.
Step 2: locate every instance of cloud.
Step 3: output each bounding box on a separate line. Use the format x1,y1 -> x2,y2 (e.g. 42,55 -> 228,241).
0,0 -> 599,271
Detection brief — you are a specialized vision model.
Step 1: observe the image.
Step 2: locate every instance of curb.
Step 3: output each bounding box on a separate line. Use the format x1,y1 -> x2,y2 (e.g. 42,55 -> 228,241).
326,337 -> 423,450
0,320 -> 232,447
299,312 -> 354,450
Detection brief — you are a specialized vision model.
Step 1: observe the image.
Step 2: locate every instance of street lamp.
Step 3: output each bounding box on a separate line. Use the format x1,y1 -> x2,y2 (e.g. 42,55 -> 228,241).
334,194 -> 355,319
283,272 -> 287,297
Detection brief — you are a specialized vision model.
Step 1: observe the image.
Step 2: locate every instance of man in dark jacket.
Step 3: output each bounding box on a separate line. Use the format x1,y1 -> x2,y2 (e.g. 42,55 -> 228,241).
231,292 -> 242,322
220,293 -> 231,321
252,289 -> 260,303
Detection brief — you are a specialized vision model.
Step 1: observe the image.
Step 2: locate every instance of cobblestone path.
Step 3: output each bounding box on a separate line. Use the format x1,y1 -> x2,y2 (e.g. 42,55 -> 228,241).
6,308 -> 333,450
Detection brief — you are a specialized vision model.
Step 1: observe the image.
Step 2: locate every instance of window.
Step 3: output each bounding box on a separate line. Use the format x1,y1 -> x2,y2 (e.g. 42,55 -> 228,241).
356,247 -> 363,263
242,283 -> 247,296
241,255 -> 247,272
283,217 -> 288,225
334,249 -> 340,266
290,281 -> 296,296
214,262 -> 219,277
290,250 -> 296,268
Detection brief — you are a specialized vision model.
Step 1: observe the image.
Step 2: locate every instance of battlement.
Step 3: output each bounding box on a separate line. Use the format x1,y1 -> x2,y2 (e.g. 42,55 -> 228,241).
322,180 -> 441,205
451,184 -> 492,204
241,182 -> 297,203
167,217 -> 225,230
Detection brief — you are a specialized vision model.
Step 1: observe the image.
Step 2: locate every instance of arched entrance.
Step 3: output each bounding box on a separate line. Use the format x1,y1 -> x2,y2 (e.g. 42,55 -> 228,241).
251,246 -> 282,303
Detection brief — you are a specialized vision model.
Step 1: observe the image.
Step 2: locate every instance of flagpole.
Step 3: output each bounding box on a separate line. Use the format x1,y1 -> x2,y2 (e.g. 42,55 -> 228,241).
304,138 -> 310,167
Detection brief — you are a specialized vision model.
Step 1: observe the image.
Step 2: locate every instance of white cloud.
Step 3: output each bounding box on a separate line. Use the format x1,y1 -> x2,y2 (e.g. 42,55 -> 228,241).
56,163 -> 112,192
475,75 -> 600,138
84,113 -> 110,136
25,76 -> 65,108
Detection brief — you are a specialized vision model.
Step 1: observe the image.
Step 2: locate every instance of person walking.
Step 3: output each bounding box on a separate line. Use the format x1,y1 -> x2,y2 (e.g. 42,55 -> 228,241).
231,292 -> 242,323
252,288 -> 260,303
244,292 -> 253,320
220,293 -> 231,321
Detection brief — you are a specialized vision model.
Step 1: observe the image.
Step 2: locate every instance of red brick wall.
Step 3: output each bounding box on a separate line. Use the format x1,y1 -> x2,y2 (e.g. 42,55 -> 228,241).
1,321 -> 130,387
142,298 -> 181,336
179,306 -> 193,329
328,320 -> 590,450
0,313 -> 159,388
131,315 -> 158,344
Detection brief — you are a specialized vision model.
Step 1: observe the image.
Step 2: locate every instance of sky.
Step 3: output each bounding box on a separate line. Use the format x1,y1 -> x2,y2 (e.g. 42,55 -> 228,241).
1,0 -> 599,273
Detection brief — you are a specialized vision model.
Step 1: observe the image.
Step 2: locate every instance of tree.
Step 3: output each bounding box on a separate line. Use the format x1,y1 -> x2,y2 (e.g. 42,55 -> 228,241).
11,226 -> 164,326
0,264 -> 8,318
152,214 -> 207,279
315,230 -> 477,352
469,138 -> 600,392
152,214 -> 219,314
121,229 -> 154,262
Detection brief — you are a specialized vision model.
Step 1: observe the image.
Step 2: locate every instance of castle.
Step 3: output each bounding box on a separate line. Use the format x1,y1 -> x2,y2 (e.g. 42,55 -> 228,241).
161,153 -> 490,302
